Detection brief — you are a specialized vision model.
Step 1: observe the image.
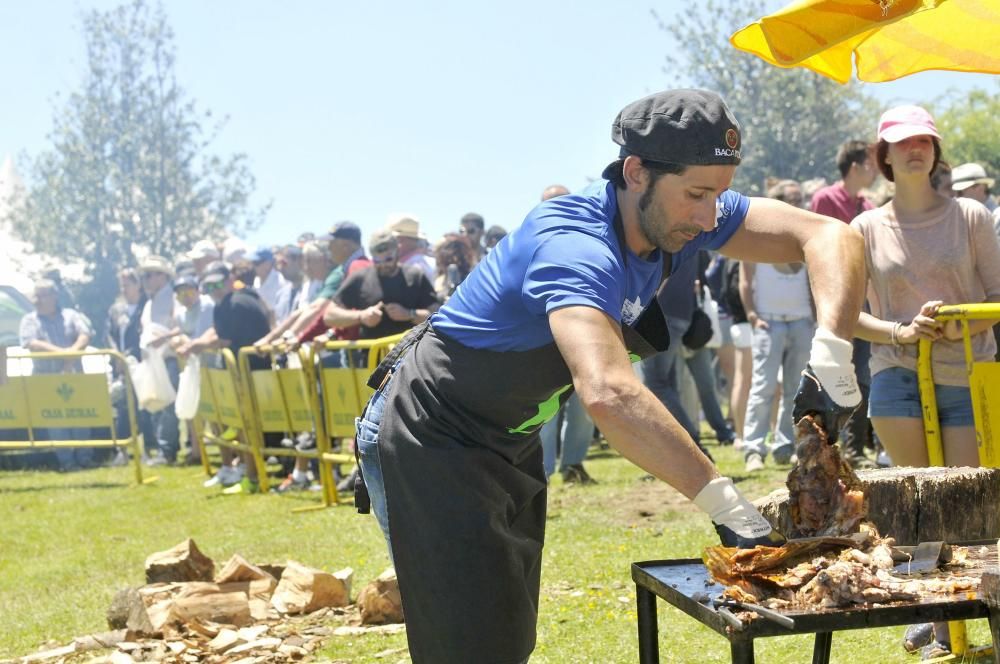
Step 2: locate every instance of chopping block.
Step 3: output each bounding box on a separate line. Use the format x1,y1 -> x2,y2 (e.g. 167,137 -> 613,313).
755,466 -> 1000,546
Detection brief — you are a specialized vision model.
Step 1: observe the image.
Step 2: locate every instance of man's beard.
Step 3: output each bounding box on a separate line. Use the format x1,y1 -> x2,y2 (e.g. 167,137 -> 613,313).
637,187 -> 675,253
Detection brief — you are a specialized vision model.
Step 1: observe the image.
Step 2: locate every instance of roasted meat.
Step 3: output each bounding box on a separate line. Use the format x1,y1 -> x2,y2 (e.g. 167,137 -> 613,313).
786,415 -> 867,538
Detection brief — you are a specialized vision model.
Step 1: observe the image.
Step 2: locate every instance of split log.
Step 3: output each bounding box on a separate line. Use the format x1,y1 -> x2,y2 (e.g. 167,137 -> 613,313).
755,466 -> 1000,545
145,539 -> 215,584
215,554 -> 276,585
271,561 -> 353,614
172,585 -> 253,627
357,568 -> 403,625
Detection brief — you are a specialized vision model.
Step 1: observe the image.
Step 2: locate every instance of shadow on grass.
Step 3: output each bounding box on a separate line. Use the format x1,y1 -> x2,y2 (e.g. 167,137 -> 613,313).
0,481 -> 129,493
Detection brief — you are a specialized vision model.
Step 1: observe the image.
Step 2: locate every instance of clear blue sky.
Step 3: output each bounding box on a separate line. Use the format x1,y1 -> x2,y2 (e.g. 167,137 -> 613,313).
1,0 -> 995,250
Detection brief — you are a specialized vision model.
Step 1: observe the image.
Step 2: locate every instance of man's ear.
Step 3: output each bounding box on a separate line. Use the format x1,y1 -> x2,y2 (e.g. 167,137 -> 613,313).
622,156 -> 649,192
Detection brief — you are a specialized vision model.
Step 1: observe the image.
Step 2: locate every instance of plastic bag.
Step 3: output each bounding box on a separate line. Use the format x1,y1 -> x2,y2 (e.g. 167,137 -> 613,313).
132,344 -> 176,413
701,285 -> 723,349
174,355 -> 201,420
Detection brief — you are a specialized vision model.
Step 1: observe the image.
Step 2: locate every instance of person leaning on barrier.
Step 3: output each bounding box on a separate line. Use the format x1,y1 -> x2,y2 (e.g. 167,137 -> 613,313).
178,261 -> 274,491
19,278 -> 94,471
352,89 -> 866,663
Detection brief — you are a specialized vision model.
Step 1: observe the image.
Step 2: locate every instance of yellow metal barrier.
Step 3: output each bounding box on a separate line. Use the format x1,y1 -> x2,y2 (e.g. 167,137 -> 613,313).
306,333 -> 405,505
238,344 -> 347,510
195,348 -> 269,492
0,348 -> 147,485
917,302 -> 1000,661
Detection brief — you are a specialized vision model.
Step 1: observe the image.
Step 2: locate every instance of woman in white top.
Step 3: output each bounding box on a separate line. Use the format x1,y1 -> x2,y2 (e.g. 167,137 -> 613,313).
852,106 -> 1000,474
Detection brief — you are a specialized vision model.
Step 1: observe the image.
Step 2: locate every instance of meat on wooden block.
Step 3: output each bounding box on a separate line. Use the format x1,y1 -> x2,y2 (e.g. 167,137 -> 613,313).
357,567 -> 403,625
144,539 -> 215,584
271,561 -> 353,614
756,466 -> 1000,545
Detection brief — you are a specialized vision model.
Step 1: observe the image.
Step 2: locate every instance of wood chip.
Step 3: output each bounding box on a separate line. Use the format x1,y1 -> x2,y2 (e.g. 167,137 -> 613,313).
277,644 -> 308,659
21,644 -> 76,662
236,625 -> 268,642
226,637 -> 282,655
207,628 -> 243,653
109,652 -> 135,664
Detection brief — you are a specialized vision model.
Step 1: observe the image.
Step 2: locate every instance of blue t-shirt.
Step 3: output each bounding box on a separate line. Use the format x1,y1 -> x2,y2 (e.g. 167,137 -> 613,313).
432,180 -> 749,351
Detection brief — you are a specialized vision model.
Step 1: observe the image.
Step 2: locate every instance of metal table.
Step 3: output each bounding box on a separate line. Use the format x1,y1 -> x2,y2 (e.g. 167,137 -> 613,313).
632,546 -> 1000,664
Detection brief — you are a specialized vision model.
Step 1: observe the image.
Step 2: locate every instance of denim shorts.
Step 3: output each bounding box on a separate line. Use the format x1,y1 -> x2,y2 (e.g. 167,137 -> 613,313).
869,366 -> 975,427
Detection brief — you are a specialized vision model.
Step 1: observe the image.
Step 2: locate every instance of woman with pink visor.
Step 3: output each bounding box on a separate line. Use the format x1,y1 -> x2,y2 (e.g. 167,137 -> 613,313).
851,105 -> 1000,658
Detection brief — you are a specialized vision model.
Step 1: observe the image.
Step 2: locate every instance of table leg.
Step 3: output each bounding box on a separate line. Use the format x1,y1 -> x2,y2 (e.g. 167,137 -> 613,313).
988,609 -> 1000,664
636,585 -> 658,664
730,637 -> 755,664
812,632 -> 832,664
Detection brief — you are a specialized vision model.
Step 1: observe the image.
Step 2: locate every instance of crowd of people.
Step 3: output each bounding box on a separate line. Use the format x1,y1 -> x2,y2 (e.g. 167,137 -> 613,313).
12,213 -> 508,481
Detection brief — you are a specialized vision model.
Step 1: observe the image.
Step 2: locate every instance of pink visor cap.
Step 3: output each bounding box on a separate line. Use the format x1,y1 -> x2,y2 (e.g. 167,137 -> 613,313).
877,105 -> 941,143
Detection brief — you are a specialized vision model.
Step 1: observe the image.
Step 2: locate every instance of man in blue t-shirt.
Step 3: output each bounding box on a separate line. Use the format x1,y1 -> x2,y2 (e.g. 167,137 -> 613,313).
355,89 -> 867,664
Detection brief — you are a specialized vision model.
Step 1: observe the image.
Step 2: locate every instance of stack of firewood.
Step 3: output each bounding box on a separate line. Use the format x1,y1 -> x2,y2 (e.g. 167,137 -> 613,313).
21,539 -> 403,663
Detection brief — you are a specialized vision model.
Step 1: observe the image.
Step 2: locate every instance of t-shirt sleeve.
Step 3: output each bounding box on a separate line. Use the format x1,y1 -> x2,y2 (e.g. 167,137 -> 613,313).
19,315 -> 39,346
969,202 -> 1000,301
333,272 -> 363,309
317,268 -> 344,301
69,310 -> 94,338
521,230 -> 624,321
670,189 -> 749,272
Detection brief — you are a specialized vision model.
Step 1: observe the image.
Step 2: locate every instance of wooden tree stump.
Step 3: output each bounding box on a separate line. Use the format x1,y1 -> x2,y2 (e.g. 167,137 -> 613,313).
145,539 -> 215,584
755,466 -> 1000,545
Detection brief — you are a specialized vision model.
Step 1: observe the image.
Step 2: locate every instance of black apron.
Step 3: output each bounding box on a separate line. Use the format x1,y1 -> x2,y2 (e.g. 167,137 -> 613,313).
371,212 -> 671,664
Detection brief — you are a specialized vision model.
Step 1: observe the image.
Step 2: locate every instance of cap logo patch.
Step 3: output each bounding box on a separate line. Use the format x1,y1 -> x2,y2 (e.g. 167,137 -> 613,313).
725,128 -> 739,149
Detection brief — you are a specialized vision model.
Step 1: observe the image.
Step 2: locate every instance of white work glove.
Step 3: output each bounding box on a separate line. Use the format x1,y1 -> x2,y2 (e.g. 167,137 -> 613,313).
792,327 -> 861,443
694,477 -> 786,548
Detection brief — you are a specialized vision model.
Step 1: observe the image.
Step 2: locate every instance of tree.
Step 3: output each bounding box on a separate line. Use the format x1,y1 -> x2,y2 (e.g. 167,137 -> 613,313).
4,0 -> 267,336
934,83 -> 1000,177
653,1 -> 878,195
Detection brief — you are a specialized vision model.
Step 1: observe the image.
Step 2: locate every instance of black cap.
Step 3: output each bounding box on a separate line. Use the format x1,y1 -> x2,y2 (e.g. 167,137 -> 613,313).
173,274 -> 199,290
319,221 -> 362,244
602,89 -> 742,179
199,261 -> 231,287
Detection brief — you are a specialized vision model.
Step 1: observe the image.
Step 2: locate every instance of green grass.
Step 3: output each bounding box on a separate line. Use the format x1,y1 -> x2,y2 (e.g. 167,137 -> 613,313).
0,441 -> 993,663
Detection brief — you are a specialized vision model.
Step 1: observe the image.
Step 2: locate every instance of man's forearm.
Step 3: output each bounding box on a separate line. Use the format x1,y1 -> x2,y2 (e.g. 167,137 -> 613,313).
323,303 -> 363,328
803,221 -> 865,339
582,379 -> 719,500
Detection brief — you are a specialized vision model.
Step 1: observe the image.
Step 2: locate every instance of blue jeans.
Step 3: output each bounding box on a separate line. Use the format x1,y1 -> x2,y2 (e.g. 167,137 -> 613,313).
640,319 -> 699,442
742,317 -> 814,459
355,372 -> 392,555
540,392 -> 593,478
685,346 -> 734,441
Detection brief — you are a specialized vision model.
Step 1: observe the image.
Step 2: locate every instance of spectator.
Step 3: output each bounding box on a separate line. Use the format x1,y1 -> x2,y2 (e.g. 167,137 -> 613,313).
811,140 -> 879,467
179,261 -> 274,492
930,160 -> 954,198
740,180 -> 815,472
855,106 -> 1000,660
801,177 -> 827,210
187,240 -> 220,276
432,233 -> 475,303
322,230 -> 440,340
260,222 -> 370,345
277,244 -> 305,306
292,241 -> 334,312
138,255 -> 181,466
250,247 -> 292,322
484,225 -> 507,250
951,162 -> 997,213
459,212 -> 487,263
42,268 -> 76,311
170,274 -> 215,465
722,256 -> 753,448
19,278 -> 94,470
389,216 -> 436,281
106,268 -> 156,461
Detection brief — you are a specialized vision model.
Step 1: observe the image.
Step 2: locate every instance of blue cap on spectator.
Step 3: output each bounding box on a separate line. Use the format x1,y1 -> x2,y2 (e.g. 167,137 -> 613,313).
248,246 -> 274,263
319,221 -> 362,244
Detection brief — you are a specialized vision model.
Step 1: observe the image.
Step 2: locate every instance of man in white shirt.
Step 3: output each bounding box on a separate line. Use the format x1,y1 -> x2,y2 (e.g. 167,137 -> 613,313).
250,247 -> 292,322
389,216 -> 436,281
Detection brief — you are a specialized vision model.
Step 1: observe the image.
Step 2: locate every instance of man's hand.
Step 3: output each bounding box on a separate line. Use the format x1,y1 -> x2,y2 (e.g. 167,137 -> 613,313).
358,303 -> 384,328
383,303 -> 414,322
792,327 -> 861,443
694,477 -> 786,548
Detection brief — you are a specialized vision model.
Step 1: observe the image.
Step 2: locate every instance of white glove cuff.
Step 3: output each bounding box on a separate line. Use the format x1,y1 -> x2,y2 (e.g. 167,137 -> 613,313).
693,477 -> 773,539
808,327 -> 860,408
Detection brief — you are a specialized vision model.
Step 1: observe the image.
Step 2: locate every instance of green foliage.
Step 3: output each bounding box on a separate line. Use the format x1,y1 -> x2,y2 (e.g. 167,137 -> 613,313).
4,0 -> 267,334
653,0 -> 878,195
934,83 -> 1000,176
